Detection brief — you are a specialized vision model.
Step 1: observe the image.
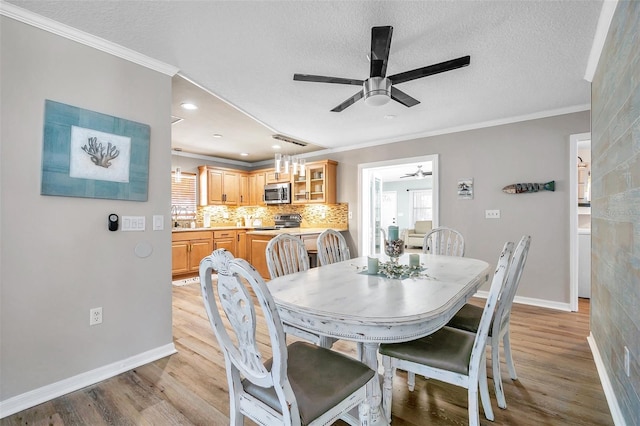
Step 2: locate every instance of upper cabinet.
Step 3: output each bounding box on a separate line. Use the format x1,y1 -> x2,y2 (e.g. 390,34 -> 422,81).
248,171 -> 266,206
239,173 -> 250,206
198,166 -> 239,206
197,161 -> 338,206
292,160 -> 337,204
266,170 -> 291,184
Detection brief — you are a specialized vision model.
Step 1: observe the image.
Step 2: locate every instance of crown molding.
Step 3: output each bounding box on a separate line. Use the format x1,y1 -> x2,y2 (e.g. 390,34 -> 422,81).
0,1 -> 179,76
584,0 -> 618,82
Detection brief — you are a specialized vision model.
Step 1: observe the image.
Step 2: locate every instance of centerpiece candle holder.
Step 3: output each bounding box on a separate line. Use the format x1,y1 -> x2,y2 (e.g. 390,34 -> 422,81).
381,229 -> 404,264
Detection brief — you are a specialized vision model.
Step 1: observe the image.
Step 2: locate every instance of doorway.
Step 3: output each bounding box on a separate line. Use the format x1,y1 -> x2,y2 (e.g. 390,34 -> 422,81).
358,155 -> 439,256
569,132 -> 591,311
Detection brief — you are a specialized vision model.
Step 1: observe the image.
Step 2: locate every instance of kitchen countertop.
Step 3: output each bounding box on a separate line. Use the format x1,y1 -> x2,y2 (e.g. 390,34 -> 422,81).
171,226 -> 244,232
246,227 -> 348,236
172,226 -> 348,235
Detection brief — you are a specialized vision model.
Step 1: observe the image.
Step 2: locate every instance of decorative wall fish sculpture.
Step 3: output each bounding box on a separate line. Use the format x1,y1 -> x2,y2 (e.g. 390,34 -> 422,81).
502,181 -> 555,194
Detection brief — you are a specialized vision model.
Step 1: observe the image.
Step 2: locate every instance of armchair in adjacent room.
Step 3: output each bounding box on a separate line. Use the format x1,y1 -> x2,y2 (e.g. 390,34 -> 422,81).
403,220 -> 432,248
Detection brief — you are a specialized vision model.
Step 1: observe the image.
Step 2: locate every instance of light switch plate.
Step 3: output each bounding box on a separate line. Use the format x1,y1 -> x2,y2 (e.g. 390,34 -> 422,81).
122,216 -> 145,231
485,210 -> 501,219
153,215 -> 164,231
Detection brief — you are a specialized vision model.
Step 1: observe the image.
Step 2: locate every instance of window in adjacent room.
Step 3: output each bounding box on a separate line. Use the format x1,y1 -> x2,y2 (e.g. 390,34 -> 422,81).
410,189 -> 433,223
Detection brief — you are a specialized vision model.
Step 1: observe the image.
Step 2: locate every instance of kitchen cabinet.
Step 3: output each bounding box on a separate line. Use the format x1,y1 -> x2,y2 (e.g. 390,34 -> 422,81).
236,229 -> 247,260
291,160 -> 337,204
248,234 -> 274,280
266,170 -> 291,184
172,231 -> 213,277
198,166 -> 239,206
249,171 -> 266,206
239,173 -> 250,206
213,230 -> 237,255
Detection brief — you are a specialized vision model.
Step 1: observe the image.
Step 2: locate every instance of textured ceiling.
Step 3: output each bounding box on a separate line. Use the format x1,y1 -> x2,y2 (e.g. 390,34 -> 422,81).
7,1 -> 603,163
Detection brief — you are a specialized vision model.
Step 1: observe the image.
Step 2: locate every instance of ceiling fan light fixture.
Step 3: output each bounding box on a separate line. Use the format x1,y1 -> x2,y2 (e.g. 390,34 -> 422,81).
363,77 -> 391,106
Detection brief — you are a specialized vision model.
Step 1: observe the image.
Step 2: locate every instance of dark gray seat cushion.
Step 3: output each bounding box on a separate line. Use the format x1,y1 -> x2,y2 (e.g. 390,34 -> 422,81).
447,303 -> 495,336
379,326 -> 475,376
447,303 -> 482,333
242,341 -> 375,425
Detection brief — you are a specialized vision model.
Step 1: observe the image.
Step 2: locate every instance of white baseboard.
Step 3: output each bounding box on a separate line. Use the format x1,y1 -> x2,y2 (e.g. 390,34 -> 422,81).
587,334 -> 627,426
473,291 -> 572,312
0,343 -> 177,419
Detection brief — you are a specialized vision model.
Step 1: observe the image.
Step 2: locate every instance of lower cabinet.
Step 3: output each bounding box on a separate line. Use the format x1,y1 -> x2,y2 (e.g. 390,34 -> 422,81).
236,230 -> 247,260
172,231 -> 213,277
213,230 -> 237,254
248,234 -> 274,280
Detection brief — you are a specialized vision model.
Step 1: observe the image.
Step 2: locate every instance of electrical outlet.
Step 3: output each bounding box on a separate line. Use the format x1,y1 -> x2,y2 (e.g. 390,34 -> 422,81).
485,209 -> 501,219
624,346 -> 630,377
90,307 -> 102,326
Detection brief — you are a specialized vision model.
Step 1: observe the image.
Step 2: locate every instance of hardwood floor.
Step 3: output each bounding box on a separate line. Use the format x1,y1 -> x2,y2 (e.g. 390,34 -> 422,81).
1,284 -> 613,426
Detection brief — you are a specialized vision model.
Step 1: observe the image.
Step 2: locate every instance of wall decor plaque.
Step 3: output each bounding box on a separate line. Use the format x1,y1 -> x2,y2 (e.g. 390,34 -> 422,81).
41,100 -> 150,201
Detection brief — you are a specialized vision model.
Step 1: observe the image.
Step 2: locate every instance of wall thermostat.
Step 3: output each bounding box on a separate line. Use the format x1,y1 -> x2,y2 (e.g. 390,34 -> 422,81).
108,213 -> 119,231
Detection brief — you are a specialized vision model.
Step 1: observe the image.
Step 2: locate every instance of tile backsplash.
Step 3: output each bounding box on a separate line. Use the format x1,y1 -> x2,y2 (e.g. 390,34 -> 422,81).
196,203 -> 348,228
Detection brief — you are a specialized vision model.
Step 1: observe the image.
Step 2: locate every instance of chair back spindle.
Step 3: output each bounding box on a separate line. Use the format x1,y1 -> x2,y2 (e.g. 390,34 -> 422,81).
317,229 -> 350,266
423,227 -> 465,256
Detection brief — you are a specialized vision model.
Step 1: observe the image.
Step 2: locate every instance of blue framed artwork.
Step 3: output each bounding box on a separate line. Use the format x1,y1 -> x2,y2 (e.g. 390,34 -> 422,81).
41,100 -> 150,201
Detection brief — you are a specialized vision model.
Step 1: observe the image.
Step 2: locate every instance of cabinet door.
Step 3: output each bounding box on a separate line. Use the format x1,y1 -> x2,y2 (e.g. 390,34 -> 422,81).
291,172 -> 309,204
236,230 -> 247,260
207,169 -> 224,204
171,241 -> 190,275
223,171 -> 239,205
239,173 -> 250,206
249,172 -> 266,206
266,170 -> 291,184
249,235 -> 273,280
214,238 -> 236,255
189,239 -> 213,272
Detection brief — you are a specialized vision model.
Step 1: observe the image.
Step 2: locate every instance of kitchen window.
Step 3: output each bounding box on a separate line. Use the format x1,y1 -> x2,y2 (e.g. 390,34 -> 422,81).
171,172 -> 197,220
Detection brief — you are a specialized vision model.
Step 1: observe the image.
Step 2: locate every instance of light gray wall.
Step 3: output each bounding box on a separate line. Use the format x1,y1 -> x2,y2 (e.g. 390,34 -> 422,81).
310,111 -> 590,304
1,18 -> 173,400
591,0 -> 640,422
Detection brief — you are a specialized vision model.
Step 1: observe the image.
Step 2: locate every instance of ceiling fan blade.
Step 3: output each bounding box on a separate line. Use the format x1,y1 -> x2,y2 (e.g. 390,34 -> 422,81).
331,90 -> 364,112
391,87 -> 420,107
388,55 -> 471,85
294,74 -> 364,86
370,26 -> 393,78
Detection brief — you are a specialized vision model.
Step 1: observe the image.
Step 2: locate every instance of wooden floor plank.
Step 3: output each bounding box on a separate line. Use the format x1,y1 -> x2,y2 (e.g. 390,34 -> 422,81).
0,285 -> 613,426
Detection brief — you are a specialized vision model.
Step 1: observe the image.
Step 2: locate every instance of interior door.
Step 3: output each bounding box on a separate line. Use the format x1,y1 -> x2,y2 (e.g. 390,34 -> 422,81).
370,177 -> 382,254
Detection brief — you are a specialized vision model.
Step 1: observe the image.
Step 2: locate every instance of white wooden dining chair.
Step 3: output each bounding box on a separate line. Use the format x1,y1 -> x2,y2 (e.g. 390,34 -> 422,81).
316,229 -> 351,266
422,226 -> 465,256
200,249 -> 375,426
379,242 -> 513,426
266,234 -> 333,346
266,233 -> 310,278
446,235 -> 531,409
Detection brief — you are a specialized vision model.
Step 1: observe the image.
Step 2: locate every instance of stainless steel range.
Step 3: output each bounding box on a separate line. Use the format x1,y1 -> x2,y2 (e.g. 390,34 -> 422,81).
253,213 -> 302,230
274,213 -> 302,228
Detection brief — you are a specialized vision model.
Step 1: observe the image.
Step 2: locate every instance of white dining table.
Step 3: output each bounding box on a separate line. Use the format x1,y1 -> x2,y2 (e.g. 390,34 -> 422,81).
268,252 -> 491,425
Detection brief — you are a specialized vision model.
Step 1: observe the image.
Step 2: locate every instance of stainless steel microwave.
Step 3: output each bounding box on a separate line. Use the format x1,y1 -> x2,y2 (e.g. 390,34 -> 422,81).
264,182 -> 291,205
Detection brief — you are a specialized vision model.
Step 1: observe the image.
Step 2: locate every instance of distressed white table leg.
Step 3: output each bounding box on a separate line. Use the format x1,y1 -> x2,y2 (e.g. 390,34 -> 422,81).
361,342 -> 390,426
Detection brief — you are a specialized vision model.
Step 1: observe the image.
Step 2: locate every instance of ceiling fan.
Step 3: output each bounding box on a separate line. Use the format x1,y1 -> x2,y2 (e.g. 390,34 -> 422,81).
293,26 -> 470,112
401,165 -> 432,179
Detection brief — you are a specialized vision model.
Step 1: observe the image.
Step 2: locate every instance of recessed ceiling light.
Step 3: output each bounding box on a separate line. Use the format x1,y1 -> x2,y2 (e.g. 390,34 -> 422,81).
213,133 -> 223,138
180,102 -> 198,110
384,114 -> 396,120
240,153 -> 249,157
272,144 -> 281,149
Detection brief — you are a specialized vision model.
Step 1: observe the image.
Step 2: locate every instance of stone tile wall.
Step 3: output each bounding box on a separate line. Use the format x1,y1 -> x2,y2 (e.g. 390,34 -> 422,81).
195,203 -> 349,228
591,1 -> 640,423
